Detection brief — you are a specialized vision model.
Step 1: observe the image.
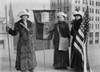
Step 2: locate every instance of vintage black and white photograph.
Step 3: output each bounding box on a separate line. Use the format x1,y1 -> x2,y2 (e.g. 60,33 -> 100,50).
0,0 -> 100,72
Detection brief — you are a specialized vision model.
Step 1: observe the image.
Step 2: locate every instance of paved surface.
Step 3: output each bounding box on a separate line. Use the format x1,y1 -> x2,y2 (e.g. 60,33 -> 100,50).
0,48 -> 100,72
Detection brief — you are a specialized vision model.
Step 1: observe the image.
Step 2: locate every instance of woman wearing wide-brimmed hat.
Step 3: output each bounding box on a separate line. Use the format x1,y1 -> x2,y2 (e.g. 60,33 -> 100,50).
6,10 -> 37,72
53,12 -> 70,69
70,10 -> 84,72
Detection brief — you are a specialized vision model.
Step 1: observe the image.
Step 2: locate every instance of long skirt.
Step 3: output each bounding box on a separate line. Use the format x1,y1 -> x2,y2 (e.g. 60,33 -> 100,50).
53,42 -> 69,69
70,37 -> 83,72
15,40 -> 37,71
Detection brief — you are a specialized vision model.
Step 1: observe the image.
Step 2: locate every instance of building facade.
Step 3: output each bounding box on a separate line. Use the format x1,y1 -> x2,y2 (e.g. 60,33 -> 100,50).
50,0 -> 100,49
0,17 -> 14,55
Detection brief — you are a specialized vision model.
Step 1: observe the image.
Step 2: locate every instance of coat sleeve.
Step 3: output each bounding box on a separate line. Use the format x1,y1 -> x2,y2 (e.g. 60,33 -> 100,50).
71,25 -> 77,37
59,23 -> 70,38
64,24 -> 70,38
28,22 -> 34,35
8,23 -> 19,36
71,26 -> 75,36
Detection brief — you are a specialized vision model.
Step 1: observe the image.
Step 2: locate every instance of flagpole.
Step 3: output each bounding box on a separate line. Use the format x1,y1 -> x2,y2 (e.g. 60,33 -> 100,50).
84,0 -> 90,72
42,40 -> 46,71
5,4 -> 12,71
43,0 -> 46,71
84,40 -> 87,72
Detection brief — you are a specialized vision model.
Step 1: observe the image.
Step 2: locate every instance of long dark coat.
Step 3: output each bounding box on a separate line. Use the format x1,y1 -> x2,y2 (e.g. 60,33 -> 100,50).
8,19 -> 37,71
53,21 -> 70,69
70,18 -> 83,72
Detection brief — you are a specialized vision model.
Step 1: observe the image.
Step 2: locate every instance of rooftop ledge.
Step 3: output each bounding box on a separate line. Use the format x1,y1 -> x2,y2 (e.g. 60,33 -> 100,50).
0,49 -> 100,72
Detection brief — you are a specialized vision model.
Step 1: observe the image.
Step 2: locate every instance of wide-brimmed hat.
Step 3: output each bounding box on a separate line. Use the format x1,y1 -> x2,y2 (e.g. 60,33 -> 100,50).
73,11 -> 84,17
18,10 -> 30,18
56,12 -> 67,18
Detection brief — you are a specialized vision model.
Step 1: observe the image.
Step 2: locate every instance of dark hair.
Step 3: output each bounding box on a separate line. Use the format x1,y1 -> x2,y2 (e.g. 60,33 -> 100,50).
57,15 -> 66,19
20,15 -> 29,18
74,14 -> 82,18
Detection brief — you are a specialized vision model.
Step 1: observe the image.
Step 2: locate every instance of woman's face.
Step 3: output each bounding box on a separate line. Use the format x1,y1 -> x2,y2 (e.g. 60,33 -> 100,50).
74,15 -> 81,20
57,15 -> 65,21
21,15 -> 28,21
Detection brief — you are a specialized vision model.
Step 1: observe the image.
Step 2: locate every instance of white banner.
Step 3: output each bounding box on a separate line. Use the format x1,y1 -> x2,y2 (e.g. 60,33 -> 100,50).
58,37 -> 68,51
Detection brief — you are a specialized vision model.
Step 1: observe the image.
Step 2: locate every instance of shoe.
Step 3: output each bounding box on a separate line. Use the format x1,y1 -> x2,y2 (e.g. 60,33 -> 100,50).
69,68 -> 74,71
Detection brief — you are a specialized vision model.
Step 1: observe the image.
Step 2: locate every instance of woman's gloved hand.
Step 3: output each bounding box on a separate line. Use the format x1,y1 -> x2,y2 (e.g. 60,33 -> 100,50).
6,26 -> 10,32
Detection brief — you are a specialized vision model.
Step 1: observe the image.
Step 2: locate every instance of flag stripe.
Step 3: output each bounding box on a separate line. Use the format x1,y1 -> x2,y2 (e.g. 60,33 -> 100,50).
77,31 -> 84,41
79,29 -> 84,38
74,36 -> 83,53
76,36 -> 83,48
74,42 -> 83,55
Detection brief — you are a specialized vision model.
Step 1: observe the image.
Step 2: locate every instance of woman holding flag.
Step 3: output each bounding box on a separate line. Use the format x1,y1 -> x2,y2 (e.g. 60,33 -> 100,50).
6,10 -> 37,72
53,12 -> 70,69
70,10 -> 84,72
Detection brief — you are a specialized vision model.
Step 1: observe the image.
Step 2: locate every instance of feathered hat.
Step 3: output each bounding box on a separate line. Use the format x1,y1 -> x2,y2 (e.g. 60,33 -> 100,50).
56,12 -> 67,17
18,9 -> 30,18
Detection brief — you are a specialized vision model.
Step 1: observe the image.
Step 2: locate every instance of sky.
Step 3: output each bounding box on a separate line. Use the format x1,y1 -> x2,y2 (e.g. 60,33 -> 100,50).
0,0 -> 50,22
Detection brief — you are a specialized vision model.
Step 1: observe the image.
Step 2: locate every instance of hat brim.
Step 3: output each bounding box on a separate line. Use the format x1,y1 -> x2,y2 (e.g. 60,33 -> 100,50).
56,12 -> 67,18
57,14 -> 67,17
20,13 -> 29,16
18,12 -> 30,17
20,14 -> 29,18
74,14 -> 82,17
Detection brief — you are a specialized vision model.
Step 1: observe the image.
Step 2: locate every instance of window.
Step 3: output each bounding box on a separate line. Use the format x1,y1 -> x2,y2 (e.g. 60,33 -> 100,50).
89,32 -> 93,44
90,0 -> 91,5
91,16 -> 94,21
67,6 -> 69,12
83,0 -> 84,4
0,40 -> 4,49
51,2 -> 54,7
92,9 -> 94,13
96,1 -> 97,6
89,16 -> 91,21
89,8 -> 91,13
95,32 -> 99,43
99,9 -> 100,14
98,17 -> 99,21
92,17 -> 94,21
82,7 -> 84,12
92,24 -> 94,29
92,1 -> 94,5
78,0 -> 80,3
98,24 -> 99,29
99,2 -> 100,6
75,0 -> 77,3
64,7 -> 67,13
96,9 -> 97,14
67,14 -> 69,20
98,9 -> 99,14
96,24 -> 98,29
89,24 -> 91,29
83,7 -> 85,12
95,17 -> 97,21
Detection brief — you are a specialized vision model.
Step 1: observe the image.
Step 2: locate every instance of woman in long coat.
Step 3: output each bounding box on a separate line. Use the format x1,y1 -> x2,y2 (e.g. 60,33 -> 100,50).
53,12 -> 70,69
70,11 -> 84,72
6,10 -> 37,72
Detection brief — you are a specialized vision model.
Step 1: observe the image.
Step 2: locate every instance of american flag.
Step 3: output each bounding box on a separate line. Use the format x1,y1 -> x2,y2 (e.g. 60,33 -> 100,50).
73,6 -> 92,72
73,5 -> 89,60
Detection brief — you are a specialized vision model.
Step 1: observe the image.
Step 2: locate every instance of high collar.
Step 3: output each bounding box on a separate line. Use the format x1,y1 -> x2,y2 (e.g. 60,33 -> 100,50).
74,18 -> 82,22
20,19 -> 28,22
58,21 -> 66,24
